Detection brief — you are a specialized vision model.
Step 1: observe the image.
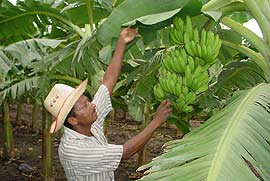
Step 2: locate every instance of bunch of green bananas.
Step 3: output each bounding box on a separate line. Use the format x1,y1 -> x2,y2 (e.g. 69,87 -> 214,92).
170,16 -> 222,67
184,29 -> 222,65
169,16 -> 193,45
154,48 -> 209,113
154,16 -> 222,114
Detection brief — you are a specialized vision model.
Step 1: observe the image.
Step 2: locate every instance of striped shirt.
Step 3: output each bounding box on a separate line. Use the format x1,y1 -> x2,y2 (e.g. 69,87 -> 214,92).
59,84 -> 123,181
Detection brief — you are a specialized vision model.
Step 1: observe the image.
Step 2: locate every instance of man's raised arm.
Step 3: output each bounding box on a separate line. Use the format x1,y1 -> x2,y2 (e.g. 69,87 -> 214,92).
102,26 -> 138,96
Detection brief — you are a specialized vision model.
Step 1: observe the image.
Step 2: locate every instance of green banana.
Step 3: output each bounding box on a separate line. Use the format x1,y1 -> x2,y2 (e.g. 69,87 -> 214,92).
168,79 -> 175,94
185,16 -> 193,38
196,72 -> 209,89
185,44 -> 195,57
185,91 -> 196,104
193,28 -> 199,43
173,17 -> 184,32
174,29 -> 184,44
162,57 -> 170,71
190,78 -> 198,91
194,57 -> 205,66
195,43 -> 202,58
193,65 -> 202,79
200,29 -> 207,46
182,86 -> 189,95
169,29 -> 181,45
187,56 -> 195,72
163,56 -> 174,72
175,83 -> 182,96
176,98 -> 186,111
171,72 -> 178,83
190,41 -> 198,57
154,84 -> 165,100
206,31 -> 215,47
173,17 -> 181,30
204,46 -> 213,62
182,105 -> 193,112
196,85 -> 208,93
171,50 -> 183,73
183,32 -> 191,45
174,50 -> 185,73
185,65 -> 192,87
201,44 -> 208,59
158,77 -> 167,91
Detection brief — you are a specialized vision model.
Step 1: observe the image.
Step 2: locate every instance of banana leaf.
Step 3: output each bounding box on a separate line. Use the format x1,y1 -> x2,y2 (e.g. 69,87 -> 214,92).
0,0 -> 83,43
138,83 -> 270,180
96,0 -> 202,46
213,61 -> 265,98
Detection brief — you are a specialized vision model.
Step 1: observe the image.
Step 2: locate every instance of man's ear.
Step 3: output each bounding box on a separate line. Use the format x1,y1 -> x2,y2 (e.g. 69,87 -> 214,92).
67,117 -> 78,126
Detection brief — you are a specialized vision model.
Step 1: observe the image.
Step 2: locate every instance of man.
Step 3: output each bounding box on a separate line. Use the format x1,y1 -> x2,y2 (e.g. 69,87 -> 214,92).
44,26 -> 172,180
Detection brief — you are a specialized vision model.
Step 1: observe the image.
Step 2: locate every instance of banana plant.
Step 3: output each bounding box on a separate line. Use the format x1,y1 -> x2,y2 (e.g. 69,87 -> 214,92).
0,0 -> 114,45
138,0 -> 270,180
202,0 -> 270,94
139,83 -> 270,180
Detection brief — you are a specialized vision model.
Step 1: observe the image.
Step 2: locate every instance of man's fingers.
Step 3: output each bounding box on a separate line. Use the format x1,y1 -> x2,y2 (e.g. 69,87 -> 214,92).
160,99 -> 168,106
164,99 -> 171,105
165,101 -> 172,107
133,28 -> 138,34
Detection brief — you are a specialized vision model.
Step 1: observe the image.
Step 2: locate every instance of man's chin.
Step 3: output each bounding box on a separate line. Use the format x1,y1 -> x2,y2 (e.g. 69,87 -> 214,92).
90,116 -> 98,123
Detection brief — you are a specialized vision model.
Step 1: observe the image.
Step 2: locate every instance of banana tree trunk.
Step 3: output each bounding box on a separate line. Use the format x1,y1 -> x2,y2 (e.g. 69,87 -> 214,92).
31,101 -> 39,133
16,100 -> 23,125
42,106 -> 53,180
0,104 -> 3,129
57,127 -> 64,140
137,104 -> 150,167
3,100 -> 13,159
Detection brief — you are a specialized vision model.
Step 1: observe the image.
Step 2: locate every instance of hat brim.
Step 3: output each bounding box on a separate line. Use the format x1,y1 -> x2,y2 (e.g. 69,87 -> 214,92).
49,79 -> 88,133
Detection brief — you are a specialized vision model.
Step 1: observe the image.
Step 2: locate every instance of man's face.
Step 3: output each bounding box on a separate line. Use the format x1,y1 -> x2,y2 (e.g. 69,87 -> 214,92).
72,95 -> 98,126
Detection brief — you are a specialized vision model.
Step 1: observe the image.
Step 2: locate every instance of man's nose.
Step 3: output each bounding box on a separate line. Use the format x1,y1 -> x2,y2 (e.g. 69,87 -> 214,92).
89,103 -> 96,109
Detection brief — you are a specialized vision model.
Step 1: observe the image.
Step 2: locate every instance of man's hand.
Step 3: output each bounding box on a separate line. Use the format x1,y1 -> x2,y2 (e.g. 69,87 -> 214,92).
153,99 -> 172,126
119,26 -> 138,44
102,26 -> 138,95
122,99 -> 172,160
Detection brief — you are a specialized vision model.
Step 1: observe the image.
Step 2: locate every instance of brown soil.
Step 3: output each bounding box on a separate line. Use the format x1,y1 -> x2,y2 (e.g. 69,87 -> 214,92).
0,104 -> 181,181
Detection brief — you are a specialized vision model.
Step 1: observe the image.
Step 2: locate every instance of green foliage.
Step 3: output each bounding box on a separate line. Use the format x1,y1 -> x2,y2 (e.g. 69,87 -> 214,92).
0,0 -> 83,45
0,38 -> 64,103
96,0 -> 202,46
213,61 -> 265,98
139,84 -> 270,180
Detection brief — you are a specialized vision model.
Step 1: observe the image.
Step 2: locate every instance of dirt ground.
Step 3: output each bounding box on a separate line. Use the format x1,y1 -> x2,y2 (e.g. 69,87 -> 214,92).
0,103 -> 181,181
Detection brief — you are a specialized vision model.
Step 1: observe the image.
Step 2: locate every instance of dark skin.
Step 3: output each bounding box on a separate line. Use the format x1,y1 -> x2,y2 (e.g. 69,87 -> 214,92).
67,26 -> 172,160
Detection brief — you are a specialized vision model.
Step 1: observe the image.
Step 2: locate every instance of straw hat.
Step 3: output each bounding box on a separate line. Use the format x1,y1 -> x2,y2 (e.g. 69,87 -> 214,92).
44,79 -> 87,133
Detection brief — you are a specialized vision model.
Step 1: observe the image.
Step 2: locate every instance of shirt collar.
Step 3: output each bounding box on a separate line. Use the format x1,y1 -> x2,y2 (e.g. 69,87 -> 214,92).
63,126 -> 90,139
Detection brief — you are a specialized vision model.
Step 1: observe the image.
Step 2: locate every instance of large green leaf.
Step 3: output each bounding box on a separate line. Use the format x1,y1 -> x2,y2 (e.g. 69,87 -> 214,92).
122,8 -> 182,27
2,39 -> 65,67
139,83 -> 270,180
0,76 -> 40,104
61,1 -> 111,27
202,0 -> 247,21
0,51 -> 13,82
0,0 -> 84,43
222,40 -> 270,81
96,0 -> 202,46
213,61 -> 265,98
218,29 -> 242,64
243,0 -> 270,44
221,17 -> 270,58
0,38 -> 64,83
